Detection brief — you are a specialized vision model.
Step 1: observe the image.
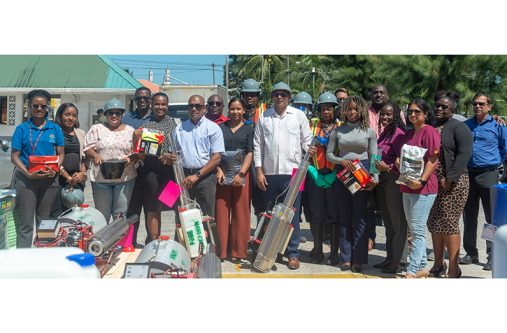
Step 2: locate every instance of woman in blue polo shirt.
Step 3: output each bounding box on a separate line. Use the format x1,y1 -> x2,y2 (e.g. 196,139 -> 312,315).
10,89 -> 65,248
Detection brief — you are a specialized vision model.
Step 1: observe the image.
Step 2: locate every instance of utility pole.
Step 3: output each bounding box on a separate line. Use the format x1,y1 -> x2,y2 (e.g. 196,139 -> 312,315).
287,55 -> 290,85
225,55 -> 229,100
211,63 -> 216,85
311,67 -> 316,100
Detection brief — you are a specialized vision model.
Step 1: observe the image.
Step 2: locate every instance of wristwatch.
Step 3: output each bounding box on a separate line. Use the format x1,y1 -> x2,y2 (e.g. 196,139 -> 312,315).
420,179 -> 427,186
195,170 -> 201,178
238,171 -> 246,178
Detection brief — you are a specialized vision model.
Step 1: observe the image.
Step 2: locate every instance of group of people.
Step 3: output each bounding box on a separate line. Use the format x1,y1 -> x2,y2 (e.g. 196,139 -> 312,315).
10,80 -> 506,278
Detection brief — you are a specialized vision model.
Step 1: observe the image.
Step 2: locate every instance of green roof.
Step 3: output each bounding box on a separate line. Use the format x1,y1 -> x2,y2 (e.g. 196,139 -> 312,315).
0,55 -> 141,90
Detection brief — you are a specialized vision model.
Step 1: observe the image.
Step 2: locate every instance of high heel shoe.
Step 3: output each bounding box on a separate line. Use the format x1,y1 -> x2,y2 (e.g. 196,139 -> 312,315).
445,267 -> 462,278
429,261 -> 447,277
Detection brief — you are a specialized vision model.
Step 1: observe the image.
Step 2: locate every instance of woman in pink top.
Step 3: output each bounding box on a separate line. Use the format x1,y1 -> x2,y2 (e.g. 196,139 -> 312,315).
374,102 -> 407,274
395,98 -> 440,278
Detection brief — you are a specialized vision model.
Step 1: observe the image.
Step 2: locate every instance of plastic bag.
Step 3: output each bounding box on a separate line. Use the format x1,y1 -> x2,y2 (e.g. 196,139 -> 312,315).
396,144 -> 427,185
220,150 -> 244,185
336,160 -> 372,194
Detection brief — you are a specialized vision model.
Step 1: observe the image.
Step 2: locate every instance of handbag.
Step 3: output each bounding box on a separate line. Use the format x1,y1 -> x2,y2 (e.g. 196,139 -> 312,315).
28,156 -> 60,173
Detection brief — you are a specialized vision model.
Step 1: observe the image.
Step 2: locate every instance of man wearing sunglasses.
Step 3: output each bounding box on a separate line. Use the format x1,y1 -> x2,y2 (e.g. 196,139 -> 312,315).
240,78 -> 267,125
123,87 -> 152,129
173,94 -> 224,219
123,87 -> 152,248
253,82 -> 316,270
205,94 -> 228,124
461,93 -> 507,270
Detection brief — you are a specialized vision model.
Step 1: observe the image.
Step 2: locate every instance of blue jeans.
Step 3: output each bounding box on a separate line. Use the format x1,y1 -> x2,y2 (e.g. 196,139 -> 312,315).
92,179 -> 135,223
402,193 -> 437,275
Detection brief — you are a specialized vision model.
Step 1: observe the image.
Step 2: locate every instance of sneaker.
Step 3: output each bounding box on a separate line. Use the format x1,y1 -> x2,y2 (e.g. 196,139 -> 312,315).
459,254 -> 479,265
483,258 -> 492,271
427,249 -> 435,261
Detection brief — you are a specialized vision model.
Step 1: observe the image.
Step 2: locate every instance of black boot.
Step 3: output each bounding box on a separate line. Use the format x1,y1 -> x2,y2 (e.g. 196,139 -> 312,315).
327,224 -> 339,266
309,223 -> 324,263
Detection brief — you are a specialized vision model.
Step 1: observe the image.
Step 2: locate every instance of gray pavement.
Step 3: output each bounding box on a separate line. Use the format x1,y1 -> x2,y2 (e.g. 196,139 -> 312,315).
83,181 -> 492,278
0,150 -> 14,188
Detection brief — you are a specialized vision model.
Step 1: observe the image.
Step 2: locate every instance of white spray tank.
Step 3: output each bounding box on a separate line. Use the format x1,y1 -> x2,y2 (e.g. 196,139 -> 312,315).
135,236 -> 192,274
0,247 -> 100,278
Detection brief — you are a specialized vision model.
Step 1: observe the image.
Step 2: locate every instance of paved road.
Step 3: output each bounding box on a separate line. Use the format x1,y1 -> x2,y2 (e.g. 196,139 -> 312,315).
83,181 -> 492,278
0,150 -> 14,188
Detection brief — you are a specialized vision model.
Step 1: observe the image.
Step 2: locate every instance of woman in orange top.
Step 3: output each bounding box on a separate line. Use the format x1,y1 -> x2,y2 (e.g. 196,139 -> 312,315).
306,92 -> 341,265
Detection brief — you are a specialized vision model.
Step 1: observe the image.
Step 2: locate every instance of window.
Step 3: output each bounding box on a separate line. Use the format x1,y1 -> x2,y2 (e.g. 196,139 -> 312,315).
1,96 -> 7,125
22,93 -> 61,122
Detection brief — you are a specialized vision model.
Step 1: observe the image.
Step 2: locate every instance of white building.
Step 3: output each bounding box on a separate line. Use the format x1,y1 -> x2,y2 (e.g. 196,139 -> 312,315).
0,55 -> 141,138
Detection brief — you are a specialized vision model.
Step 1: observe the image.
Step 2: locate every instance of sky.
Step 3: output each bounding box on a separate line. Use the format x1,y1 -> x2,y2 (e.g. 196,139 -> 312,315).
107,55 -> 226,86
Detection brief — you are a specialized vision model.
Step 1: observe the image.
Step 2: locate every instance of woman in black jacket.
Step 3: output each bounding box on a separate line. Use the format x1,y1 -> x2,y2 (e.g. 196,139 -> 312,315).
427,95 -> 473,278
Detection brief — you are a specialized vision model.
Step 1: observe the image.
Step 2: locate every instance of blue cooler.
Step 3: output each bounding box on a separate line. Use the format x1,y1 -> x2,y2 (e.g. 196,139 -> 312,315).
492,184 -> 507,227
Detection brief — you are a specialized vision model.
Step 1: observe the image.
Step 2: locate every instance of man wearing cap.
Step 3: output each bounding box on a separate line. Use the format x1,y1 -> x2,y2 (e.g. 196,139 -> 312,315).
205,94 -> 228,125
240,79 -> 268,225
240,78 -> 267,125
292,91 -> 314,119
253,82 -> 315,270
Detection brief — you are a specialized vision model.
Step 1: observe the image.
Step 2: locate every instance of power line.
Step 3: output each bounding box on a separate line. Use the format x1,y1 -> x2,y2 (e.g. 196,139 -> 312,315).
110,57 -> 222,68
118,65 -> 223,72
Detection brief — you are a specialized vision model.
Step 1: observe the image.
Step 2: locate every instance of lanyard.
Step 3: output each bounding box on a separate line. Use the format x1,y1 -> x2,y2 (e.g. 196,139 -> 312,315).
29,126 -> 45,154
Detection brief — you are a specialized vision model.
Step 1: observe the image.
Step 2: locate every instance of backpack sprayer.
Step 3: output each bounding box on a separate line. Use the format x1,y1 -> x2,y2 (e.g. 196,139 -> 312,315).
251,137 -> 317,273
165,133 -> 221,278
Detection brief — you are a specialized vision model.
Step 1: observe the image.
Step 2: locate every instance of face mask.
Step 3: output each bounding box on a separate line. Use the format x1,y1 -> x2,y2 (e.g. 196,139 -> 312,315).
317,135 -> 329,146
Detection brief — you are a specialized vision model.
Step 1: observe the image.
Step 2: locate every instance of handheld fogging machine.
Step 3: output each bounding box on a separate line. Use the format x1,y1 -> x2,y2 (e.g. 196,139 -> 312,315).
167,133 -> 221,268
250,137 -> 317,272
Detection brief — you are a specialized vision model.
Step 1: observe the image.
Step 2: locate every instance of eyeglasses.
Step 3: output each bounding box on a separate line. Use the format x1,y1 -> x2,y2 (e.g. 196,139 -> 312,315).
207,101 -> 223,107
106,111 -> 122,117
32,104 -> 48,110
189,104 -> 204,111
272,92 -> 289,98
472,102 -> 488,107
135,96 -> 151,101
434,104 -> 450,110
407,109 -> 423,115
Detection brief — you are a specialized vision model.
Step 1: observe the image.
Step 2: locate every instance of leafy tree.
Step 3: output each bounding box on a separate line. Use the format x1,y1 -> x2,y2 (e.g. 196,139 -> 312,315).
228,55 -> 507,116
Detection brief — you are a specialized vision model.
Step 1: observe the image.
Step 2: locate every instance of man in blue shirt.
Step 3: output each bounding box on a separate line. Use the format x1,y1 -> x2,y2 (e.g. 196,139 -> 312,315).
461,93 -> 507,270
122,87 -> 152,129
123,87 -> 152,248
174,94 -> 224,218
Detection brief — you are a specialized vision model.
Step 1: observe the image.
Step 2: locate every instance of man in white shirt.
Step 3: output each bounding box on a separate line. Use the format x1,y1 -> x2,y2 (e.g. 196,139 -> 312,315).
253,82 -> 315,270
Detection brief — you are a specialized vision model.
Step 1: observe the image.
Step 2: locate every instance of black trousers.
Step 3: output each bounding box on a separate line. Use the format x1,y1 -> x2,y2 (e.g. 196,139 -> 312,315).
14,170 -> 59,248
306,176 -> 339,225
376,172 -> 408,266
250,165 -> 267,216
463,168 -> 499,257
182,168 -> 217,218
127,166 -> 148,246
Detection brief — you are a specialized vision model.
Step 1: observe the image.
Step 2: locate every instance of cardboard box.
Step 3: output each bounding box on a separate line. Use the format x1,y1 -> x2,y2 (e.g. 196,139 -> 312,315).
134,128 -> 165,157
337,160 -> 373,194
